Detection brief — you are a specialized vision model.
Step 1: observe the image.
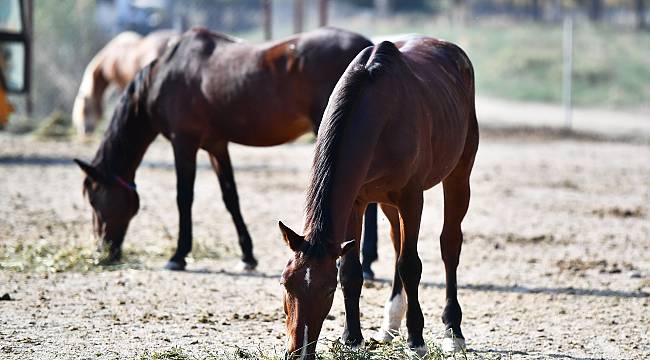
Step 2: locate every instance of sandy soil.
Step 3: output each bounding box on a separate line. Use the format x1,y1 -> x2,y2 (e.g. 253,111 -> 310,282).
1,130 -> 649,359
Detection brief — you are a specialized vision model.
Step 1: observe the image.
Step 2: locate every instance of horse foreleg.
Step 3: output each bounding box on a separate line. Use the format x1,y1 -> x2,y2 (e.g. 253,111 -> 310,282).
209,144 -> 257,270
396,189 -> 426,356
374,204 -> 406,342
361,203 -> 378,280
338,202 -> 365,347
165,136 -> 199,271
439,173 -> 471,353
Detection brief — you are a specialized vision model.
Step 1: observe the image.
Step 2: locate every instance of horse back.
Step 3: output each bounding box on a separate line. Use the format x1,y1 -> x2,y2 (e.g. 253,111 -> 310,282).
401,38 -> 477,187
361,39 -> 476,192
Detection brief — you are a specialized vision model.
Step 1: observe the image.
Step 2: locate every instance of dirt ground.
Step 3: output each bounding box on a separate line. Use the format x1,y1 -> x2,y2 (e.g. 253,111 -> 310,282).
1,128 -> 649,359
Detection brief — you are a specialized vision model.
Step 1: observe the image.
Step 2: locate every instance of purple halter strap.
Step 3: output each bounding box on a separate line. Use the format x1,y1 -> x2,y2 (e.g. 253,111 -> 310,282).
114,175 -> 137,191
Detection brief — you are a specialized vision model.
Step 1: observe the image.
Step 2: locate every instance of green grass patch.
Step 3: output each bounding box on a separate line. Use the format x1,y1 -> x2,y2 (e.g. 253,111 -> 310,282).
138,338 -> 469,360
327,15 -> 650,108
0,239 -> 145,273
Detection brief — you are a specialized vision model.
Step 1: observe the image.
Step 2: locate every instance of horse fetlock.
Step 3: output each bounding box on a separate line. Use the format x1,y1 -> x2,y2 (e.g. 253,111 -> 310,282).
441,300 -> 462,326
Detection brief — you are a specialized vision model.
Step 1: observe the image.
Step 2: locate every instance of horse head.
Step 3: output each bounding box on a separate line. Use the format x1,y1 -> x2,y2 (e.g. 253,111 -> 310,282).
74,159 -> 139,262
278,221 -> 355,359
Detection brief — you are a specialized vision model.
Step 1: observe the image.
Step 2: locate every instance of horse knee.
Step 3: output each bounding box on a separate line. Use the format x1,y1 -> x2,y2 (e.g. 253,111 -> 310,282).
397,254 -> 422,285
339,260 -> 363,294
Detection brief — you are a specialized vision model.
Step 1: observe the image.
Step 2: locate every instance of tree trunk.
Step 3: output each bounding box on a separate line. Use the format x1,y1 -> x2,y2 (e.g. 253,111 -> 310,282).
637,0 -> 647,30
374,0 -> 391,18
453,0 -> 467,25
588,0 -> 602,22
531,0 -> 541,21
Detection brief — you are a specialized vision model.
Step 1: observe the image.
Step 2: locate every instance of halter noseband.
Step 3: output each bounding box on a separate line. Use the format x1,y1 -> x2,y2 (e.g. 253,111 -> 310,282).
114,175 -> 137,191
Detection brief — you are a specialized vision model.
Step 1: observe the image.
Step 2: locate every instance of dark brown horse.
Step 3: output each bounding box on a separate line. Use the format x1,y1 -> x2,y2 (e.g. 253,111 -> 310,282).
74,27 -> 373,271
279,38 -> 478,358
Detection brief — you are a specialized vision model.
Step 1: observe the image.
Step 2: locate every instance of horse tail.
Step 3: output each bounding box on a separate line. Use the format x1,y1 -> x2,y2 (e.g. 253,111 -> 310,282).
73,51 -> 106,137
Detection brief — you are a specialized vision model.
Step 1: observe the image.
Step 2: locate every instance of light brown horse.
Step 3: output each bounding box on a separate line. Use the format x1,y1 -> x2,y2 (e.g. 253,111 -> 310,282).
74,27 -> 373,271
72,30 -> 178,136
278,38 -> 479,358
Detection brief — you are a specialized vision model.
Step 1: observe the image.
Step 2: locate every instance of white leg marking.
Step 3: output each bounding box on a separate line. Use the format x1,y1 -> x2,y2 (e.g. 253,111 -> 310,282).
441,337 -> 466,353
374,290 -> 407,342
300,325 -> 309,359
237,260 -> 255,271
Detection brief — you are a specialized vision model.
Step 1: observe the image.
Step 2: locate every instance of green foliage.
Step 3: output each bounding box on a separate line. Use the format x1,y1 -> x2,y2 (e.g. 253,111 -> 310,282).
337,16 -> 650,107
0,238 -> 145,273
338,0 -> 436,12
138,337 -> 456,360
31,0 -> 109,118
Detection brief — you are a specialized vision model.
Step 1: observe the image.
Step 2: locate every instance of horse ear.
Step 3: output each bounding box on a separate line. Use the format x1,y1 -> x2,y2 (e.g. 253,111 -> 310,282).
339,239 -> 357,257
74,158 -> 104,183
279,221 -> 305,252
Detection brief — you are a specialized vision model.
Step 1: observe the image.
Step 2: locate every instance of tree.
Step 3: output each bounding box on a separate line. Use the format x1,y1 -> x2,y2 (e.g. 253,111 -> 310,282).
531,0 -> 542,21
637,0 -> 647,30
588,0 -> 603,21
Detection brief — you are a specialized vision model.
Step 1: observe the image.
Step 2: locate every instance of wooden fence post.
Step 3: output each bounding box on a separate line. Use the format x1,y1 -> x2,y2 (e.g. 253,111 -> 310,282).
293,0 -> 304,33
263,0 -> 272,40
319,0 -> 328,27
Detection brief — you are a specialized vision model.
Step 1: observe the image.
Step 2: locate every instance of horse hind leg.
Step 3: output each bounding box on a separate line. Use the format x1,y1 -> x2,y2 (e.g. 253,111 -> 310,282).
396,189 -> 427,356
374,204 -> 406,342
361,203 -> 378,280
208,143 -> 257,270
439,168 -> 472,353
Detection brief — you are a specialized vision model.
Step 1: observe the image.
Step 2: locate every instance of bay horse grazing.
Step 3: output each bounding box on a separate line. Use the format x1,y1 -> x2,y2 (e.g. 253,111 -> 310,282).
74,27 -> 373,271
279,38 -> 478,358
72,30 -> 178,137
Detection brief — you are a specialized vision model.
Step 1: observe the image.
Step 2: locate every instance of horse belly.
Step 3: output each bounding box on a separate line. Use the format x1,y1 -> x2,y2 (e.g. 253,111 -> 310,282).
225,114 -> 312,147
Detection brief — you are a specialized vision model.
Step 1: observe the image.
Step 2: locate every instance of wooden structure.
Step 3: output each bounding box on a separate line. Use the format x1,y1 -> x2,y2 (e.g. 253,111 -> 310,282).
0,0 -> 33,115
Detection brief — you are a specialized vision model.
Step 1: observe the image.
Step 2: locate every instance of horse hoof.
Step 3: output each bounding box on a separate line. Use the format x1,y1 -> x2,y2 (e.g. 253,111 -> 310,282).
362,269 -> 375,280
441,337 -> 466,353
346,339 -> 365,349
237,260 -> 257,272
164,260 -> 186,271
408,345 -> 428,358
373,328 -> 398,342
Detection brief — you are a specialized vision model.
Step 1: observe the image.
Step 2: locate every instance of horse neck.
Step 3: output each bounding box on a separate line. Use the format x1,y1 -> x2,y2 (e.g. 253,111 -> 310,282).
304,104 -> 385,249
92,98 -> 157,182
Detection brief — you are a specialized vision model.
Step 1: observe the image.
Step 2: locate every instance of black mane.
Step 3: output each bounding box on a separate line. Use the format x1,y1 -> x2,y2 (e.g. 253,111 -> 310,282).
91,60 -> 156,176
303,41 -> 401,254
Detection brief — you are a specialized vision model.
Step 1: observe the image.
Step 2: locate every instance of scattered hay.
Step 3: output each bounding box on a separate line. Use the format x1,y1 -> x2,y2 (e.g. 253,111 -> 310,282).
591,206 -> 646,219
